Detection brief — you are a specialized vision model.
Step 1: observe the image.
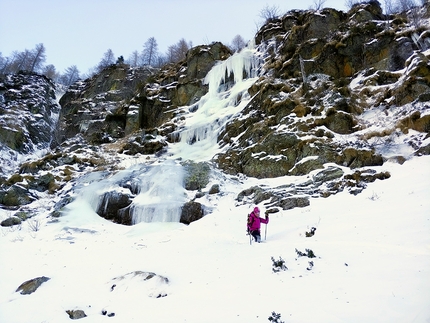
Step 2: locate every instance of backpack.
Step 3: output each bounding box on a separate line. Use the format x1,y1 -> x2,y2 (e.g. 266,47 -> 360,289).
247,213 -> 254,232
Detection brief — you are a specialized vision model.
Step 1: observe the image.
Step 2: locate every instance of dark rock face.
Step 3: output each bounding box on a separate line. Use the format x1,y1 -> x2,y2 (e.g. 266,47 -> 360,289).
208,184 -> 220,194
58,64 -> 154,145
96,190 -> 133,225
0,72 -> 59,153
16,276 -> 50,295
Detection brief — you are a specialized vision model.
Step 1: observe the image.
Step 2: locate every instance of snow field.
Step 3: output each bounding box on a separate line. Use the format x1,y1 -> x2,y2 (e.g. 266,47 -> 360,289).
0,156 -> 429,323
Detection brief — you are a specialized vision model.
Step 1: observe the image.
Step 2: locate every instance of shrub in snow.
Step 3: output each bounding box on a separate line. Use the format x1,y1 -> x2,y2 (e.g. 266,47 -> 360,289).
271,256 -> 288,273
369,191 -> 380,201
268,311 -> 285,323
307,261 -> 314,271
295,248 -> 316,258
305,227 -> 316,237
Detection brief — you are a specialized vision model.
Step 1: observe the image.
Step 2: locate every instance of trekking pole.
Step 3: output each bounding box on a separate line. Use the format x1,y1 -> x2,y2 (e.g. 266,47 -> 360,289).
265,223 -> 268,241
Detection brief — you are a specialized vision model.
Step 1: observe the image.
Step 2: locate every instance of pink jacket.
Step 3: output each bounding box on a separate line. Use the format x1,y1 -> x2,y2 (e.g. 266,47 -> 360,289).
247,210 -> 268,231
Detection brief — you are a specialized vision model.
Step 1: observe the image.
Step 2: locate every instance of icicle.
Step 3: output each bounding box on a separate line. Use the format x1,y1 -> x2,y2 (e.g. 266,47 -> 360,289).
204,47 -> 260,96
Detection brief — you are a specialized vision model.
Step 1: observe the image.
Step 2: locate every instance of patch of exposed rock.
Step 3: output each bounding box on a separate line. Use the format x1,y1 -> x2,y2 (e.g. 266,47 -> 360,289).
66,310 -> 87,320
237,166 -> 391,210
16,276 -> 50,295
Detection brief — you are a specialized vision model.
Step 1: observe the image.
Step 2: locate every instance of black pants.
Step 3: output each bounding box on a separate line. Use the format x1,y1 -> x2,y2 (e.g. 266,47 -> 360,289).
250,230 -> 261,243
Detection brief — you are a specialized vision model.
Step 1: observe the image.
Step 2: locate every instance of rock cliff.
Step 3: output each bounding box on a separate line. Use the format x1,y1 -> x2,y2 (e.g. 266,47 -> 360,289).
0,2 -> 429,224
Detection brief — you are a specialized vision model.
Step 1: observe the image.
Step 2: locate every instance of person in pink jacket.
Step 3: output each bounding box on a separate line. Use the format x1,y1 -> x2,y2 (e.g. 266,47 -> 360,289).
247,206 -> 269,243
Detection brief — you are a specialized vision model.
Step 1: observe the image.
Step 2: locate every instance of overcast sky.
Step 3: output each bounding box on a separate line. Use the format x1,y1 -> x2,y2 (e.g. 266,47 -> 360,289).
1,0 -> 347,74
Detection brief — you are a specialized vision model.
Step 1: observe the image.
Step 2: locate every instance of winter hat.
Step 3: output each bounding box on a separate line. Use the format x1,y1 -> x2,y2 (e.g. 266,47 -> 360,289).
254,206 -> 260,214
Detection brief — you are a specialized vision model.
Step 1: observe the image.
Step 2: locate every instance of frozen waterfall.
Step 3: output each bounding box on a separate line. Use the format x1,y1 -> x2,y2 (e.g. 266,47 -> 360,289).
77,45 -> 261,224
129,161 -> 185,223
171,46 -> 261,162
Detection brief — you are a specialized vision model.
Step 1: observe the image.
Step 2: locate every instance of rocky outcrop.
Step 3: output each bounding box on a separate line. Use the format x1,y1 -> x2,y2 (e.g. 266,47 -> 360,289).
180,201 -> 204,224
110,271 -> 169,298
96,190 -> 132,224
0,72 -> 60,181
131,42 -> 231,139
237,165 -> 391,209
57,42 -> 232,147
66,310 -> 87,320
182,161 -> 211,190
58,64 -> 154,144
0,72 -> 59,153
214,2 -> 429,178
16,276 -> 50,295
0,216 -> 22,227
0,3 -> 428,223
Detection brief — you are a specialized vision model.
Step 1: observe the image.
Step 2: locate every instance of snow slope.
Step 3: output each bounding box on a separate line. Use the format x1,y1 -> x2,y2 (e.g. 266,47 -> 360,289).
0,156 -> 429,323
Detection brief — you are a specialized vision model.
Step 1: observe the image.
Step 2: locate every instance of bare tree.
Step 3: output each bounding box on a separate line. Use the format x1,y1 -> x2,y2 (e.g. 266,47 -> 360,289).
311,0 -> 327,10
42,64 -> 58,81
0,44 -> 47,74
0,53 -> 9,74
97,48 -> 115,71
128,50 -> 140,67
230,34 -> 247,52
60,65 -> 80,87
29,43 -> 46,73
395,0 -> 424,28
259,4 -> 281,23
345,0 -> 360,9
141,37 -> 159,66
14,49 -> 33,71
166,38 -> 192,63
154,54 -> 167,68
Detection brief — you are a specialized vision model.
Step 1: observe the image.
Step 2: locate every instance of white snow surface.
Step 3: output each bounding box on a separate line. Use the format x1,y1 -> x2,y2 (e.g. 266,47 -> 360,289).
0,155 -> 429,323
